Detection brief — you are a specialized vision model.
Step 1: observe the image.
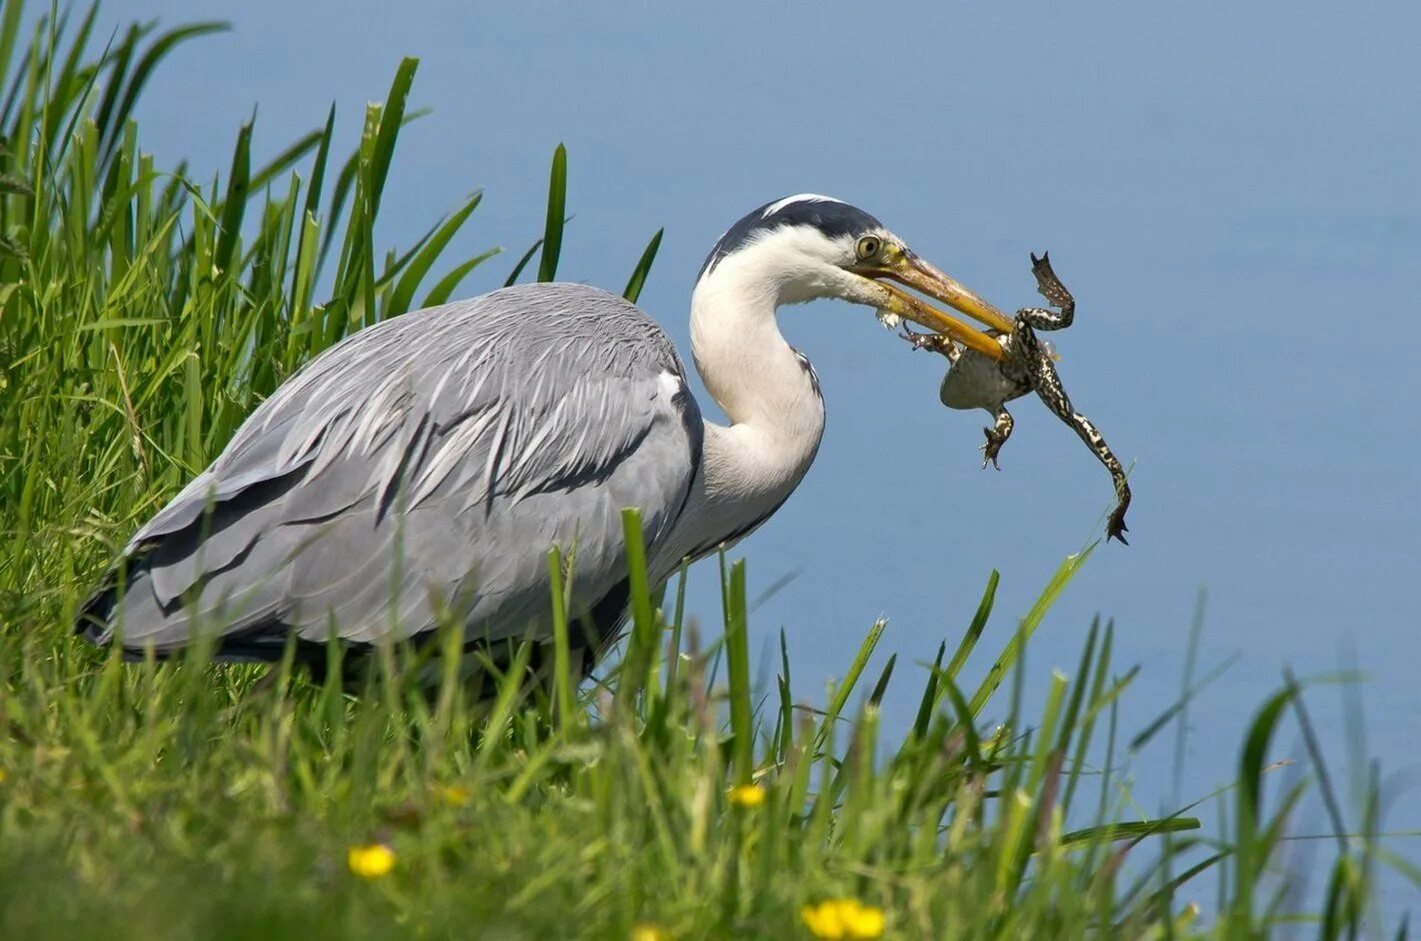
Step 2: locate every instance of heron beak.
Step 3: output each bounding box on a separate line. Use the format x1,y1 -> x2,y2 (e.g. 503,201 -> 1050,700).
860,253 -> 1016,361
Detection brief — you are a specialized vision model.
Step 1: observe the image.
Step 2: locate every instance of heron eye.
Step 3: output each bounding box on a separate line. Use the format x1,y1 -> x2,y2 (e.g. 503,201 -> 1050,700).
856,236 -> 882,260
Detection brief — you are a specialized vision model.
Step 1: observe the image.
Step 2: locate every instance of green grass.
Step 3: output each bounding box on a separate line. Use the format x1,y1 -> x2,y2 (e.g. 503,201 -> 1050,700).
0,4 -> 1411,938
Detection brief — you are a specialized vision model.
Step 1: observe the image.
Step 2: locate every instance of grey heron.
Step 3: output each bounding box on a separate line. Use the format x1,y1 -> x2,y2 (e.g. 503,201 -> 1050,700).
77,194 -> 1014,678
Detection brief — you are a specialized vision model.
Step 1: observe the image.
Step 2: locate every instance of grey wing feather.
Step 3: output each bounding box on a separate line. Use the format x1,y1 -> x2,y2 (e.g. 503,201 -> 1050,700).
82,283 -> 703,653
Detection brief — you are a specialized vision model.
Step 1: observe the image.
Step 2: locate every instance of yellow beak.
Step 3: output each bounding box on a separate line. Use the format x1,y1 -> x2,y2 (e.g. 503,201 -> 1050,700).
862,254 -> 1015,362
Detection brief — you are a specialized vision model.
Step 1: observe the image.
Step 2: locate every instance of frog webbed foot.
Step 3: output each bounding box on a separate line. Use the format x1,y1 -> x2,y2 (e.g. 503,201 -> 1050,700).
899,325 -> 960,362
1105,477 -> 1132,545
1029,252 -> 1073,308
980,408 -> 1014,470
1016,252 -> 1076,332
980,433 -> 1005,470
1106,503 -> 1130,545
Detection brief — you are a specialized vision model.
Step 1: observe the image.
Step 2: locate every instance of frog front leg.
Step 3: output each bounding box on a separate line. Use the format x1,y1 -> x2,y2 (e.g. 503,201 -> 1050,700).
981,407 -> 1013,470
1014,251 -> 1075,332
898,325 -> 961,363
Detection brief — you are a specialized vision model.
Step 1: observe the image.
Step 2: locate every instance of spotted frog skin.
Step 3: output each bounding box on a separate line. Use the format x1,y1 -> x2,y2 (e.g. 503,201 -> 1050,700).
902,253 -> 1131,544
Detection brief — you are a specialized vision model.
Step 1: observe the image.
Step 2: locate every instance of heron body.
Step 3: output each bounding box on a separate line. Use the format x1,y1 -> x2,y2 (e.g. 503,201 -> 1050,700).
79,195 -> 1015,674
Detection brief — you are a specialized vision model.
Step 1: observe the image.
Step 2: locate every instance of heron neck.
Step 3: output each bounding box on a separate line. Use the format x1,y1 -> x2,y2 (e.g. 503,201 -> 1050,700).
690,261 -> 824,427
670,266 -> 825,567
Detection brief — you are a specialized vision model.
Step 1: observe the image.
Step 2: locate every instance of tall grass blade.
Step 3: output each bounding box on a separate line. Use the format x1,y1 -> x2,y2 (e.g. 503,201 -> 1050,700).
622,227 -> 662,303
1231,687 -> 1296,929
366,57 -> 417,221
503,238 -> 543,286
813,619 -> 886,752
536,143 -> 566,282
387,189 -> 482,315
969,549 -> 1092,717
724,558 -> 752,784
944,569 -> 998,681
616,508 -> 657,708
546,546 -> 575,732
910,640 -> 947,741
101,21 -> 229,168
423,246 -> 501,307
213,118 -> 251,276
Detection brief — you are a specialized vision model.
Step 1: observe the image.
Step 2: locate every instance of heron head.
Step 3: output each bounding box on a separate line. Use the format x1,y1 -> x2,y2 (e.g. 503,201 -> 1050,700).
695,194 -> 1015,361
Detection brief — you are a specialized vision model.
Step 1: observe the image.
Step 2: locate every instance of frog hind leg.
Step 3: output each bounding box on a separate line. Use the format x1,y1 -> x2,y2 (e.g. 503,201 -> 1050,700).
1014,251 -> 1075,332
981,407 -> 1013,470
1030,351 -> 1132,543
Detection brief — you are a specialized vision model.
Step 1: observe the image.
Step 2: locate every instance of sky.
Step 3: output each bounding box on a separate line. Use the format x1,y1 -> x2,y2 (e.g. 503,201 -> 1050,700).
98,0 -> 1421,915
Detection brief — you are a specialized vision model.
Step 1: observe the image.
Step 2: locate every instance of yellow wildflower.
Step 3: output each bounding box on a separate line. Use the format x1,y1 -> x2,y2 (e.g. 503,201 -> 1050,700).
727,783 -> 767,808
800,898 -> 885,939
347,843 -> 396,879
0,768 -> 6,784
438,784 -> 471,807
630,925 -> 668,941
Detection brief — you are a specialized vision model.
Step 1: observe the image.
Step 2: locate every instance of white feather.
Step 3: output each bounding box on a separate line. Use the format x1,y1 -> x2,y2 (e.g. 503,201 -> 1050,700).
761,193 -> 841,218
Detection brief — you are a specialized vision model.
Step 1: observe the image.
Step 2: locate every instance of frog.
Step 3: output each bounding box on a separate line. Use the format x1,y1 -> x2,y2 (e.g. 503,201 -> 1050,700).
901,252 -> 1131,544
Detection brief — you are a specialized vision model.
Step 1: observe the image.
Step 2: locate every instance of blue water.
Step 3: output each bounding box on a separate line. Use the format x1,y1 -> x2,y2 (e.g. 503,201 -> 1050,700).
98,0 -> 1421,920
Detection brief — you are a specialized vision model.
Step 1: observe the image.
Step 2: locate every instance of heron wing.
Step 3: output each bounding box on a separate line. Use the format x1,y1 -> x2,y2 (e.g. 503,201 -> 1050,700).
83,283 -> 702,653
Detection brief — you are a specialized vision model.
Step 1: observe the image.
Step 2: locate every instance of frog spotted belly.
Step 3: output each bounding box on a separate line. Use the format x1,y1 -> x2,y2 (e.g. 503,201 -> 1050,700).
938,337 -> 1031,412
